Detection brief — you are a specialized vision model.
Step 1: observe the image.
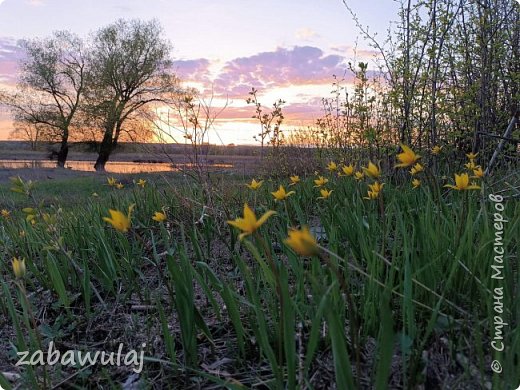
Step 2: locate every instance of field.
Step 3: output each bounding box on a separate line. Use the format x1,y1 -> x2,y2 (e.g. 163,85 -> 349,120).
0,146 -> 518,389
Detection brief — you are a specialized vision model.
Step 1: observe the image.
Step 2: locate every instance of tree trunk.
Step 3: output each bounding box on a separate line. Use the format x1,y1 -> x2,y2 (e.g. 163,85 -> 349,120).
56,144 -> 68,168
94,146 -> 111,172
95,123 -> 115,172
57,133 -> 69,168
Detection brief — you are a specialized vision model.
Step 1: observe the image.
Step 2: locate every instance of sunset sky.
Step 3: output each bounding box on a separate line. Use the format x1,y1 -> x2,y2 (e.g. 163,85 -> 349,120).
0,0 -> 398,145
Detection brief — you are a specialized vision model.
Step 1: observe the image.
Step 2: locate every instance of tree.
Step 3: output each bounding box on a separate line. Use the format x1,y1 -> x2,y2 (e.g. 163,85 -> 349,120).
9,122 -> 45,150
0,31 -> 86,167
86,19 -> 177,171
246,88 -> 285,159
341,0 -> 518,155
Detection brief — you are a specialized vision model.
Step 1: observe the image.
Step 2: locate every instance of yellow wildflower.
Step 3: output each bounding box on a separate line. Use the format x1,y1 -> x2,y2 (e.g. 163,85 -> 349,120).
363,182 -> 384,200
115,183 -> 124,189
317,188 -> 333,200
466,152 -> 478,161
465,161 -> 476,170
136,179 -> 147,188
246,179 -> 264,190
314,176 -> 329,187
395,144 -> 421,168
152,211 -> 167,222
341,164 -> 354,176
363,161 -> 381,179
327,161 -> 338,172
354,171 -> 364,181
284,226 -> 319,256
364,190 -> 380,200
272,185 -> 295,201
431,145 -> 442,155
368,182 -> 385,194
107,177 -> 117,186
444,173 -> 481,191
12,257 -> 26,279
412,179 -> 421,189
410,163 -> 424,175
473,166 -> 484,179
289,175 -> 300,186
227,203 -> 276,241
103,204 -> 135,232
1,209 -> 10,219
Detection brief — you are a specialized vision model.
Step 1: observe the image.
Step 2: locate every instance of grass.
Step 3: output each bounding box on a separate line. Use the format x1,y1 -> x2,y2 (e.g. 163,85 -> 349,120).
0,152 -> 518,389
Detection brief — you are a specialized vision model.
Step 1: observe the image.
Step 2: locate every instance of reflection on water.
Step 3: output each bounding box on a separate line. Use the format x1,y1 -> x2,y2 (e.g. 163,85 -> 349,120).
0,160 -> 233,173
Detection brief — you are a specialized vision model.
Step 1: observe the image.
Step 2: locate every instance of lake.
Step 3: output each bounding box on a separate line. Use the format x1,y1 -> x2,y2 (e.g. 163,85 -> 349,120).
0,159 -> 234,173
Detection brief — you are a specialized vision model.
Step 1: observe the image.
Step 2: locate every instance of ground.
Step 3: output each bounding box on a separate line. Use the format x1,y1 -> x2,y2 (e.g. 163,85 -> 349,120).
0,152 -> 518,389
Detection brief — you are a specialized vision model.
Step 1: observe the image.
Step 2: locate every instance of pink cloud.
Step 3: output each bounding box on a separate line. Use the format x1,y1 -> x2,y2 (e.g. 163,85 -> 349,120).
212,46 -> 347,97
210,98 -> 325,125
171,58 -> 211,83
0,37 -> 24,86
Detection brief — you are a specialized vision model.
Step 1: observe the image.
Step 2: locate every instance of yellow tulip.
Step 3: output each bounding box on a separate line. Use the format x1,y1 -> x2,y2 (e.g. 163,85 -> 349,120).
152,211 -> 167,222
465,161 -> 476,170
368,182 -> 384,194
136,179 -> 147,188
289,175 -> 300,186
341,164 -> 354,176
466,152 -> 478,161
1,209 -> 10,219
473,166 -> 484,179
107,177 -> 117,186
354,171 -> 364,181
284,226 -> 319,256
362,161 -> 381,179
116,183 -> 124,189
364,190 -> 380,200
412,179 -> 421,189
317,188 -> 333,200
103,204 -> 135,232
12,257 -> 26,279
395,144 -> 421,168
444,173 -> 481,191
327,161 -> 338,172
314,176 -> 329,187
410,163 -> 424,175
431,145 -> 442,155
246,179 -> 264,190
272,185 -> 295,201
227,203 -> 276,241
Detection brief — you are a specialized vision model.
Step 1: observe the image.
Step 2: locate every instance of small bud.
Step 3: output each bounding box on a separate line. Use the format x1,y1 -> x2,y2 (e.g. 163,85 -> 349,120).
12,257 -> 26,279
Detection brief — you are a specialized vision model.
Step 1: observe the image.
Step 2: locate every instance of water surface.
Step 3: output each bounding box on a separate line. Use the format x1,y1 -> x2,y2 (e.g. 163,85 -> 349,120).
0,160 -> 233,173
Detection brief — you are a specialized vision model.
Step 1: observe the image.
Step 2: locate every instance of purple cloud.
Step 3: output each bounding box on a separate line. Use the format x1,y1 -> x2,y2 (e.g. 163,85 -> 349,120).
212,46 -> 347,98
171,58 -> 211,84
0,37 -> 24,86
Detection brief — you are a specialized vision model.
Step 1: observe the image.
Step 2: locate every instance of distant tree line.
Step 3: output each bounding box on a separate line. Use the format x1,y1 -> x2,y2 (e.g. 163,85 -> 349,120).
0,19 -> 179,171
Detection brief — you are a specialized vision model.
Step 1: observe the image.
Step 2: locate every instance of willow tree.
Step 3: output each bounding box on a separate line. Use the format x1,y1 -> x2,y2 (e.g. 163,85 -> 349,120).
87,19 -> 177,171
0,31 -> 86,167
